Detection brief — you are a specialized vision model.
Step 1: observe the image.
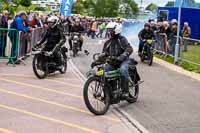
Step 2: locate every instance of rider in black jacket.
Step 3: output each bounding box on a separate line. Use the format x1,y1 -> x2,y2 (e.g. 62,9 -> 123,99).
138,23 -> 155,55
68,19 -> 85,51
36,16 -> 66,67
92,22 -> 133,97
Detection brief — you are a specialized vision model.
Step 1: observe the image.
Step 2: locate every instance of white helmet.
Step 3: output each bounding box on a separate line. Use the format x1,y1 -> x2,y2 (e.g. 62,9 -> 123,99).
106,22 -> 122,35
47,16 -> 59,28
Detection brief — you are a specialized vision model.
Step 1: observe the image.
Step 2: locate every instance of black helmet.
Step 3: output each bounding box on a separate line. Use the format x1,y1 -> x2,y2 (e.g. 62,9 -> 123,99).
144,23 -> 150,28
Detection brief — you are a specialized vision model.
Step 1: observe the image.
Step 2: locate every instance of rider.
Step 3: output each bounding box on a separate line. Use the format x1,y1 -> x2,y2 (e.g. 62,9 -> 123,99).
91,22 -> 133,97
138,23 -> 155,56
68,19 -> 85,51
35,15 -> 66,68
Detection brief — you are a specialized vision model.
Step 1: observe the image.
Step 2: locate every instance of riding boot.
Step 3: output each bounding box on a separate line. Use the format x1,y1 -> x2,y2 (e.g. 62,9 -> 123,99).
69,40 -> 72,50
80,41 -> 83,51
121,78 -> 129,98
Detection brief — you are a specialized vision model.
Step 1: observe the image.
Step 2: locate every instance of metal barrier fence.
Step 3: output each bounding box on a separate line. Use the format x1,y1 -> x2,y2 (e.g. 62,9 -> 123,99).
0,27 -> 45,65
0,28 -> 19,64
154,33 -> 200,66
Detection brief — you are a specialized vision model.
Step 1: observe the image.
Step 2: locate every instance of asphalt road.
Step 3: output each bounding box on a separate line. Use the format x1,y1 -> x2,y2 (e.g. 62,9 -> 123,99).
71,36 -> 200,133
0,56 -> 136,133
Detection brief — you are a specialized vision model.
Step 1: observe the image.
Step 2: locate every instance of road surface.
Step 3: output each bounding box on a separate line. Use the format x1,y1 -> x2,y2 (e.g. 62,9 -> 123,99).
0,56 -> 136,133
71,36 -> 200,133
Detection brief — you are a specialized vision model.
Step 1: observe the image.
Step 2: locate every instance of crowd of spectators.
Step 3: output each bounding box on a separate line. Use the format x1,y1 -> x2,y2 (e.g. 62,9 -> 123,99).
0,10 -> 124,64
142,18 -> 192,54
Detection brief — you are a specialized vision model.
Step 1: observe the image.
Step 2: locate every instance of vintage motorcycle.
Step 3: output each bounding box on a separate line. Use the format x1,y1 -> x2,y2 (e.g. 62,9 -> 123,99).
83,53 -> 142,115
71,32 -> 81,57
140,39 -> 155,66
32,45 -> 68,79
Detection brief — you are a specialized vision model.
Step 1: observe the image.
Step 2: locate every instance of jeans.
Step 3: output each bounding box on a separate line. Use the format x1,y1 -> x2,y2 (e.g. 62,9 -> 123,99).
104,59 -> 130,81
138,40 -> 145,53
91,31 -> 96,39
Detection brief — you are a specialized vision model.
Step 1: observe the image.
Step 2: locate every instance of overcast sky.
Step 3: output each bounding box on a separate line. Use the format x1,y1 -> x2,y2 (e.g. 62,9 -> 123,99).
134,0 -> 200,7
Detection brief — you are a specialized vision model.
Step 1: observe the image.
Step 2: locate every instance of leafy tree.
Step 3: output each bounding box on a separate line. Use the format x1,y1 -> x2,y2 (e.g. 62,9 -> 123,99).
20,0 -> 31,8
34,7 -> 45,11
72,0 -> 139,18
165,1 -> 175,7
145,3 -> 157,11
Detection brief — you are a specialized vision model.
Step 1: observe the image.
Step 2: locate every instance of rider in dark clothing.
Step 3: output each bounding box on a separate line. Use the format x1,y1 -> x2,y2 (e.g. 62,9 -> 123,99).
138,23 -> 155,55
91,22 -> 133,97
36,16 -> 66,67
68,19 -> 85,51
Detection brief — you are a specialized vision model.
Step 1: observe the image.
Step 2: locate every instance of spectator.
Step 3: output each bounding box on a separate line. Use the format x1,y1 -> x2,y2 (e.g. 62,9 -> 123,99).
149,19 -> 157,31
0,10 -> 9,57
155,21 -> 165,34
182,22 -> 191,52
96,21 -> 106,38
8,11 -> 31,64
90,19 -> 97,39
29,13 -> 39,28
169,22 -> 178,55
163,21 -> 171,53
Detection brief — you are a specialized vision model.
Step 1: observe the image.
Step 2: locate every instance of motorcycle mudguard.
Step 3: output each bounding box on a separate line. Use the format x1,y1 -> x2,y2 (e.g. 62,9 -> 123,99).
129,67 -> 141,82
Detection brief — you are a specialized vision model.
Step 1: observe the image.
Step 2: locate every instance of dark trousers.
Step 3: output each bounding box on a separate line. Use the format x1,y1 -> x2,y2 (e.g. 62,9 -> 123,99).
0,34 -> 7,57
10,35 -> 18,62
43,46 -> 62,65
138,40 -> 145,53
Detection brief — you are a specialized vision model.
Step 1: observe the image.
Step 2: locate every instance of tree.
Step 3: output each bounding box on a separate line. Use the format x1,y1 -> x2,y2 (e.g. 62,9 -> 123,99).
165,1 -> 175,7
72,0 -> 139,18
145,3 -> 157,11
119,0 -> 139,18
20,0 -> 31,8
34,7 -> 45,11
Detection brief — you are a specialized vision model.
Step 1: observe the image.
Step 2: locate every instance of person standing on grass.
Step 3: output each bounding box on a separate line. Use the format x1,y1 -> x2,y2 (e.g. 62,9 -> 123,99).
182,22 -> 191,52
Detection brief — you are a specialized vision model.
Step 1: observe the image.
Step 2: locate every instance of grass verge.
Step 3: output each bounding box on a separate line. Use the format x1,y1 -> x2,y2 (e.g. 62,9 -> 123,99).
154,53 -> 200,74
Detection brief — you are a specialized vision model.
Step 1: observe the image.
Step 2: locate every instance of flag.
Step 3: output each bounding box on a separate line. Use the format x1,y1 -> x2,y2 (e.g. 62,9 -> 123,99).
60,0 -> 73,16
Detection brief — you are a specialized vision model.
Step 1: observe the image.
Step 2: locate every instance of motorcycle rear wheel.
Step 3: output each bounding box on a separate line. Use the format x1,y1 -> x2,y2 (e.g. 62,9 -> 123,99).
83,76 -> 111,115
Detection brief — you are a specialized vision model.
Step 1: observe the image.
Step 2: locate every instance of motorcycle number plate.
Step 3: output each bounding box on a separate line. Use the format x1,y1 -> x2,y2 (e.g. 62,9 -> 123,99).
96,70 -> 104,76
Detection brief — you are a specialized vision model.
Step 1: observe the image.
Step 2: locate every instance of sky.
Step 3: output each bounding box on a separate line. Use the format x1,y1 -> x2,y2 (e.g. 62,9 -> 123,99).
134,0 -> 200,7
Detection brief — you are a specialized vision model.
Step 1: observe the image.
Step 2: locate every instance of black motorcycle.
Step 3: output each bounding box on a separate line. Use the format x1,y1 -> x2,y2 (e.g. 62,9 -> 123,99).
140,39 -> 155,66
71,32 -> 81,57
83,53 -> 142,115
32,46 -> 68,79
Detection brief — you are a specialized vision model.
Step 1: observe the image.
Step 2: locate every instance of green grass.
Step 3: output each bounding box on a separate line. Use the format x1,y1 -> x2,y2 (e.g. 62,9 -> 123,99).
155,53 -> 200,74
180,45 -> 200,64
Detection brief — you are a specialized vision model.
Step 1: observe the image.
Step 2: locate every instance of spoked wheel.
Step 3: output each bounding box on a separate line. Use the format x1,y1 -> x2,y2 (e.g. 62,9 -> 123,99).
72,48 -> 77,57
126,81 -> 139,103
140,55 -> 145,62
147,48 -> 153,66
32,54 -> 48,79
59,56 -> 67,74
72,44 -> 78,57
83,76 -> 110,115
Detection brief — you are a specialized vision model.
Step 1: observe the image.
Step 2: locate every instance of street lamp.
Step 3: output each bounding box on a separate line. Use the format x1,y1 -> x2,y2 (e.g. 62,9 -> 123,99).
174,0 -> 182,64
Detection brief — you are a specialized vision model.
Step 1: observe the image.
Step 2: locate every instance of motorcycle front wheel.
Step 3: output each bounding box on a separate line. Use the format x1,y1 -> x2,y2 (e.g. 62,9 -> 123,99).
32,54 -> 48,79
83,76 -> 111,115
59,56 -> 67,74
126,81 -> 139,103
147,48 -> 153,66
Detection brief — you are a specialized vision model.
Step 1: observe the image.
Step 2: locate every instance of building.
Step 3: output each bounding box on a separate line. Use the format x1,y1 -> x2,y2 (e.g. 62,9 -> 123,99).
31,0 -> 60,11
